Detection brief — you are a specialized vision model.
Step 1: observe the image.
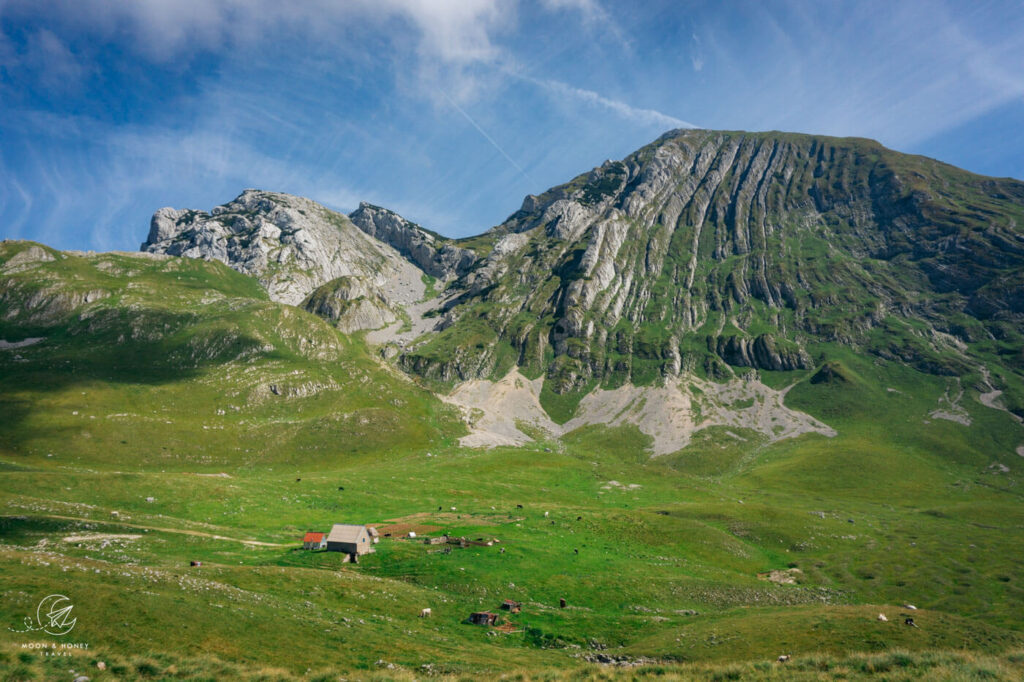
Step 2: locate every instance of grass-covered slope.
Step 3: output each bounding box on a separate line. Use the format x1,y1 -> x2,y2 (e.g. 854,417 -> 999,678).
399,130 -> 1024,417
0,241 -> 462,469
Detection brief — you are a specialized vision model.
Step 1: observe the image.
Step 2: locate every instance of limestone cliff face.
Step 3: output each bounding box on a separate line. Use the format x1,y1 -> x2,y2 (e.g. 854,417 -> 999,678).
348,202 -> 476,279
141,190 -> 424,306
302,276 -> 398,334
400,129 -> 1024,397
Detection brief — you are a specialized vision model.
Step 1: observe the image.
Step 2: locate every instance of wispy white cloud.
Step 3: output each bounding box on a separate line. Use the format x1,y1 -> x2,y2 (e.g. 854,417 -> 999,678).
539,0 -> 630,52
1,0 -> 517,108
525,75 -> 697,130
0,1 -> 511,78
689,32 -> 704,72
0,27 -> 90,93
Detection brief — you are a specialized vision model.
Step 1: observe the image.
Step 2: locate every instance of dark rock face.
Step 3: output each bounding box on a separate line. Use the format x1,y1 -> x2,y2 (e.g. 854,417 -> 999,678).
712,335 -> 811,372
399,129 -> 1024,397
349,203 -> 476,279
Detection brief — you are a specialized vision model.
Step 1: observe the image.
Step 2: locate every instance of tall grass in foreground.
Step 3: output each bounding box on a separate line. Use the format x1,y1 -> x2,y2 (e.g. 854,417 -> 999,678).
3,646 -> 1023,681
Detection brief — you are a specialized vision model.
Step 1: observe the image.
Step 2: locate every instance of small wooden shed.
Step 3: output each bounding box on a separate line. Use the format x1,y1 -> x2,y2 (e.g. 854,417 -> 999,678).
469,611 -> 499,626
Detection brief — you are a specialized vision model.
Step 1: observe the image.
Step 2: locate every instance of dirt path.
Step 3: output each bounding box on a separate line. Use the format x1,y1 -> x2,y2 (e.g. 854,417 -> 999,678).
25,513 -> 290,547
930,380 -> 971,425
977,367 -> 1023,425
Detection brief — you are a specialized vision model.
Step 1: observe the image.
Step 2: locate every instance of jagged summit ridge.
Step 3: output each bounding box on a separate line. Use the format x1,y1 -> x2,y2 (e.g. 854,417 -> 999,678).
141,189 -> 426,307
348,202 -> 477,279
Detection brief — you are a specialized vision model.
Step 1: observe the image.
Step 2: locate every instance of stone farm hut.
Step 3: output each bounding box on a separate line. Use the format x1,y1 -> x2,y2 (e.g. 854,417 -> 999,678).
302,532 -> 327,550
326,524 -> 375,556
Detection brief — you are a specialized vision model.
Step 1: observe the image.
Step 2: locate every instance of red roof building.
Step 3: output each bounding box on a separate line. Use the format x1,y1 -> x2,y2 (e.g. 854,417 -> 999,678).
302,531 -> 327,550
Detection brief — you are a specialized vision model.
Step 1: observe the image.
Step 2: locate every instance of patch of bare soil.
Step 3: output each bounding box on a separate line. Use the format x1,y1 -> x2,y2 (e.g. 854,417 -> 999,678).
442,370 -> 554,447
758,568 -> 802,585
381,511 -> 514,530
374,523 -> 443,537
62,533 -> 142,543
0,337 -> 44,350
445,370 -> 836,454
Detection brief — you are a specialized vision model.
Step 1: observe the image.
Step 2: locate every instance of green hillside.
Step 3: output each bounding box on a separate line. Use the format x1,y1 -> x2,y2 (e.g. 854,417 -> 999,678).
0,242 -> 462,469
1,240 -> 1023,679
1,130 -> 1024,680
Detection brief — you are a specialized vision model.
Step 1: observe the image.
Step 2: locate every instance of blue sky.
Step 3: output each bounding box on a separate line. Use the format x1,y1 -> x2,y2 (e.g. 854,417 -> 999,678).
2,0 -> 1023,250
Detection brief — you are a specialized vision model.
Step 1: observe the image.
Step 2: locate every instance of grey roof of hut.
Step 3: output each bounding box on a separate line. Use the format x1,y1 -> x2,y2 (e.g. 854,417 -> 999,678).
327,524 -> 367,543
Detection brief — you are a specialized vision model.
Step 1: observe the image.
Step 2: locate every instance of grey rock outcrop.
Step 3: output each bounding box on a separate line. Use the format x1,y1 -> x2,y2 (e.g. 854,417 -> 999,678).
142,190 -> 425,306
302,276 -> 398,333
349,202 -> 476,279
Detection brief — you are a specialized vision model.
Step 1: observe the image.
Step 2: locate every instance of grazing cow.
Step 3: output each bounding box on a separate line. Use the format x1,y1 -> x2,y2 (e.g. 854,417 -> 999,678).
877,613 -> 888,622
516,504 -> 523,509
419,608 -> 431,618
904,618 -> 918,628
777,655 -> 791,663
296,478 -> 301,482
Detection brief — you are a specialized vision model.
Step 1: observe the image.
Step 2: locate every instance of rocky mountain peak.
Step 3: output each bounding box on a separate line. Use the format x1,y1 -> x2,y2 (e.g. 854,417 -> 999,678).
348,202 -> 477,279
401,129 -> 1024,402
141,190 -> 427,307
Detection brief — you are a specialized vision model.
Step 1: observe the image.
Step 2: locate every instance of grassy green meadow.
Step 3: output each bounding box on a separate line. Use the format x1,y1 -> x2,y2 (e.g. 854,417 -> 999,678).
1,242 -> 1024,679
